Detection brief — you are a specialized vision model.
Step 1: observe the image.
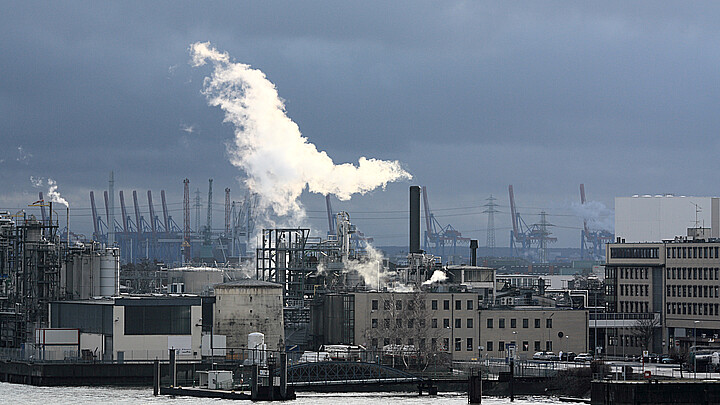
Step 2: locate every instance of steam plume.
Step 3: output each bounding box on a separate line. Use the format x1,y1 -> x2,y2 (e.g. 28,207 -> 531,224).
422,269 -> 447,285
46,178 -> 69,207
189,42 -> 411,219
571,200 -> 614,232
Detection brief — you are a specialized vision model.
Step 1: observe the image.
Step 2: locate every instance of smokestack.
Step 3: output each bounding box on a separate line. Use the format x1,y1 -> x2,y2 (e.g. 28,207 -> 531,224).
409,186 -> 421,253
470,239 -> 478,266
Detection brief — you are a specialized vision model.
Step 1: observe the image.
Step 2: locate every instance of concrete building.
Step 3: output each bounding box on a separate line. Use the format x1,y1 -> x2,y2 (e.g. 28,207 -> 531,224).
445,265 -> 496,306
605,233 -> 720,355
478,308 -> 588,358
312,291 -> 480,361
214,279 -> 284,351
615,195 -> 720,243
49,296 -> 202,361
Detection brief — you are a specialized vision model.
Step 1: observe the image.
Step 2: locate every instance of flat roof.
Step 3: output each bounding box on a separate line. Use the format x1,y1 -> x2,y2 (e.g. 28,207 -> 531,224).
215,279 -> 282,289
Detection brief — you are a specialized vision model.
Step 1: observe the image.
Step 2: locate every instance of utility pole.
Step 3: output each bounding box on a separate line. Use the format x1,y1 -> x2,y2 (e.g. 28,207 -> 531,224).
483,194 -> 499,257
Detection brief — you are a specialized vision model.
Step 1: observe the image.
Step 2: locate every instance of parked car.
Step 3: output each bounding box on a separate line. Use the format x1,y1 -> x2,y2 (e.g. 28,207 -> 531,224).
574,353 -> 593,362
660,356 -> 676,364
533,351 -> 558,361
560,351 -> 577,361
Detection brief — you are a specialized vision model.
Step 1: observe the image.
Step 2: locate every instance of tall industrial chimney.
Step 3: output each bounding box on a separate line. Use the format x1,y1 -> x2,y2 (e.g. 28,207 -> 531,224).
470,239 -> 478,266
409,186 -> 421,253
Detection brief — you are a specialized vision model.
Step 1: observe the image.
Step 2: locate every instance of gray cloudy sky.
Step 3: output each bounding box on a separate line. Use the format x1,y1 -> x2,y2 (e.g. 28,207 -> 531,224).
2,1 -> 720,248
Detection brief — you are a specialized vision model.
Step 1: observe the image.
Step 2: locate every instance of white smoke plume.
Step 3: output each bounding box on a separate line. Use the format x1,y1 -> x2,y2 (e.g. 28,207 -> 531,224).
189,42 -> 412,220
422,269 -> 448,286
343,245 -> 390,290
46,178 -> 69,207
30,176 -> 43,187
571,200 -> 614,232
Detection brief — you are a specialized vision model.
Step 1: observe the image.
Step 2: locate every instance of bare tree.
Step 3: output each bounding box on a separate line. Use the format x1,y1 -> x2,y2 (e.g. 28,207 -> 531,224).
363,290 -> 445,370
630,316 -> 660,352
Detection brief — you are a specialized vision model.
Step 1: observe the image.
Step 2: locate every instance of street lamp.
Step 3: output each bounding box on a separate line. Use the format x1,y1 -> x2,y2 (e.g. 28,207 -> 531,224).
694,320 -> 700,379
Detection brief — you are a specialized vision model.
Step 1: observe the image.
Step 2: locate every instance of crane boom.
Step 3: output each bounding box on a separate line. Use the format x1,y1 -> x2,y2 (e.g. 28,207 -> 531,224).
133,190 -> 142,237
508,185 -> 519,238
161,190 -> 170,234
90,191 -> 100,238
580,184 -> 590,237
147,190 -> 157,233
120,191 -> 128,233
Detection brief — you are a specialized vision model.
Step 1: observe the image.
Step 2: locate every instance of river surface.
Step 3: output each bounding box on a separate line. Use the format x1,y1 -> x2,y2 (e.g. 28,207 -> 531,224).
0,382 -> 583,404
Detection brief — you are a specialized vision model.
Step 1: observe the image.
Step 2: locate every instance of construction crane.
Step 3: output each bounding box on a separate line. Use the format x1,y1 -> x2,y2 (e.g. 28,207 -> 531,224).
422,186 -> 470,262
508,185 -> 557,261
579,184 -> 614,260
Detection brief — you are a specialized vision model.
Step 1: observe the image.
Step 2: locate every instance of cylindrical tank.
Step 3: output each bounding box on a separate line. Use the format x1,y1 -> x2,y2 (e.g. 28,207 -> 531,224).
99,248 -> 119,296
248,332 -> 265,350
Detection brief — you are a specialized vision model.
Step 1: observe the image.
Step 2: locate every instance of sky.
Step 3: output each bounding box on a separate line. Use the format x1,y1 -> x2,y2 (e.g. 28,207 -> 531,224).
2,1 -> 720,248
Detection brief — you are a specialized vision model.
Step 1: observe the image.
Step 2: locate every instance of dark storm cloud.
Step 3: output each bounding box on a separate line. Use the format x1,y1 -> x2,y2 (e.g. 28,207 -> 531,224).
2,1 -> 720,246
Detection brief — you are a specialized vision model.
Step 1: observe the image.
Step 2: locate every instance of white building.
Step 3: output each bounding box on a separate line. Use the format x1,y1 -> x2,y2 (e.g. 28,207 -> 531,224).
615,195 -> 720,243
49,296 -> 203,361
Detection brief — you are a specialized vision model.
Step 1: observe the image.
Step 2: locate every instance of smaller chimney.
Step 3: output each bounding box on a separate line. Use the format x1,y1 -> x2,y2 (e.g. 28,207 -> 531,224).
470,240 -> 478,266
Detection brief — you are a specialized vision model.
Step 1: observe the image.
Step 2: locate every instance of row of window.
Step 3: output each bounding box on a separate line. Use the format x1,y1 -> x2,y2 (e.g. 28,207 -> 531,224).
667,245 -> 720,260
666,267 -> 720,280
370,299 -> 475,311
486,340 -> 552,352
371,318 -> 474,329
610,247 -> 659,259
619,301 -> 649,313
486,318 -> 552,329
666,302 -> 720,316
619,284 -> 649,297
666,284 -> 720,299
617,267 -> 649,280
607,334 -> 644,347
369,337 -> 475,352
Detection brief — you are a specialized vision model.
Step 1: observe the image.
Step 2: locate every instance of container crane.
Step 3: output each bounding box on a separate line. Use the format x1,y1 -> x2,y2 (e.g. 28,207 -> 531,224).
422,186 -> 470,261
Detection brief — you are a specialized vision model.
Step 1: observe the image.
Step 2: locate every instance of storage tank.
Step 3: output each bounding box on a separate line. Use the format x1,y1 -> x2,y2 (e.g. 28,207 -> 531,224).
248,332 -> 266,365
99,248 -> 119,296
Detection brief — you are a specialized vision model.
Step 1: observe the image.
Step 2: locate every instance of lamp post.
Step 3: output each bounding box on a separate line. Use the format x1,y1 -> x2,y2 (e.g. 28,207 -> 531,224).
694,320 -> 700,379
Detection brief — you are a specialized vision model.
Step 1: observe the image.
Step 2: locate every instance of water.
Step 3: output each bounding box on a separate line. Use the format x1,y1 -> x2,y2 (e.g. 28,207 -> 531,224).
0,382 -> 581,404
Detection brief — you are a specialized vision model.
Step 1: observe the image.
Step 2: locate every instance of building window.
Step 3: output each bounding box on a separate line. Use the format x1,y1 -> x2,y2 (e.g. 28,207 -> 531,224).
372,319 -> 378,328
534,341 -> 541,351
396,300 -> 403,310
432,338 -> 437,351
546,341 -> 552,351
396,338 -> 402,345
487,318 -> 493,328
384,300 -> 391,310
467,318 -> 474,328
124,305 -> 190,335
396,319 -> 402,328
467,300 -> 474,310
408,319 -> 414,328
487,341 -> 493,352
455,318 -> 462,328
384,338 -> 390,346
442,338 -> 449,351
523,318 -> 529,328
499,318 -> 505,328
443,318 -> 450,328
420,338 -> 426,349
444,300 -> 450,310
371,300 -> 378,310
498,341 -> 505,352
384,318 -> 390,329
432,300 -> 438,310
511,318 -> 517,328
432,318 -> 438,328
408,338 -> 414,346
546,318 -> 553,328
535,319 -> 541,328
455,300 -> 462,310
455,338 -> 462,351
522,341 -> 529,351
371,338 -> 378,347
467,338 -> 474,351
419,319 -> 426,328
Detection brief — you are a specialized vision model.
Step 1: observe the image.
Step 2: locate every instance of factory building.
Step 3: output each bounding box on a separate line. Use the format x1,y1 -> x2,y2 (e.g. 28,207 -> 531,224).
615,195 -> 720,243
214,279 -> 284,351
478,308 -> 588,357
49,296 -> 203,361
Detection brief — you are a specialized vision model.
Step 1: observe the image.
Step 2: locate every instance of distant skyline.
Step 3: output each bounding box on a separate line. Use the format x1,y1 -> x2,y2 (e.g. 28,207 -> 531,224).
2,2 -> 720,247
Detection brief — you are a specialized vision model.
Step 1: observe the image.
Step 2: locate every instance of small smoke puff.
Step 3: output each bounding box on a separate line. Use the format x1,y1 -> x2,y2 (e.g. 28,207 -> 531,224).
46,178 -> 69,207
189,41 -> 411,218
30,176 -> 44,187
180,124 -> 195,134
422,269 -> 448,286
